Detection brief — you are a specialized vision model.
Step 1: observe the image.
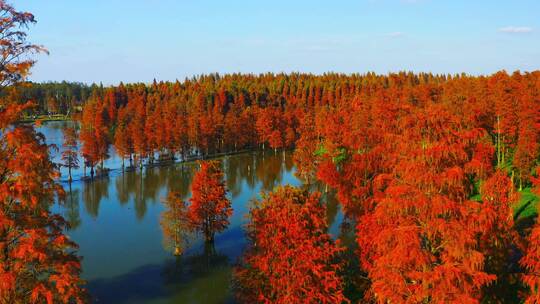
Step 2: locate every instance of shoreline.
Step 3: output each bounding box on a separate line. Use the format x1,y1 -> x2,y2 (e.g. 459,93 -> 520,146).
60,148 -> 292,184
18,114 -> 72,123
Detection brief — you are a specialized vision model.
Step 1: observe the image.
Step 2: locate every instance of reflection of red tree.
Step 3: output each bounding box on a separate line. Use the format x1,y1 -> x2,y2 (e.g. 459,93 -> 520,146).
160,192 -> 191,256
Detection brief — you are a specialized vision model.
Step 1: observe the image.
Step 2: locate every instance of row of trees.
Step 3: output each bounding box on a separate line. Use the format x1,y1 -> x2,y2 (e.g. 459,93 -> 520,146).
76,71 -> 538,189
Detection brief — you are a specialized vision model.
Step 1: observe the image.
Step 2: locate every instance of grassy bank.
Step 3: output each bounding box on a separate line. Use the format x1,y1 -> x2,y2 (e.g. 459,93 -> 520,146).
18,114 -> 71,123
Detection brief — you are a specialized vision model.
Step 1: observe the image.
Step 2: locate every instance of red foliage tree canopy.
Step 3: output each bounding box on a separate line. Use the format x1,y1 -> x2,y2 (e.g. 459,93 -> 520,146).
0,2 -> 84,302
188,160 -> 232,243
522,167 -> 540,303
234,186 -> 347,304
0,124 -> 85,304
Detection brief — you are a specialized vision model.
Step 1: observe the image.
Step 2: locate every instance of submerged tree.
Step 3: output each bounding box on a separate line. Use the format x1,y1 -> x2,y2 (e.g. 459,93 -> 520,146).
234,186 -> 347,304
114,109 -> 133,170
79,99 -> 110,178
188,160 -> 232,243
160,191 -> 191,256
61,126 -> 79,182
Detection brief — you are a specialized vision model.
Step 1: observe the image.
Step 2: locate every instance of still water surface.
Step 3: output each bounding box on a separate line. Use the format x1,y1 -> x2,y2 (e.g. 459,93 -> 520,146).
38,121 -> 343,304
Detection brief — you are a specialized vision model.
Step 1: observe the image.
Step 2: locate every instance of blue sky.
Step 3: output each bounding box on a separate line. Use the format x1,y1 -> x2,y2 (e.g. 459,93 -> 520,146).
19,0 -> 540,84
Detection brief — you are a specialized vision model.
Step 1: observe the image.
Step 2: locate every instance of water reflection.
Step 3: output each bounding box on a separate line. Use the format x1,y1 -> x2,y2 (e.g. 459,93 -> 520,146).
60,185 -> 81,230
51,149 -> 322,303
82,177 -> 110,218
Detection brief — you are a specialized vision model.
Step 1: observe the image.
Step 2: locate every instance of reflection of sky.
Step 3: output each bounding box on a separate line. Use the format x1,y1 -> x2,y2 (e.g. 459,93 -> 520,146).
42,122 -> 341,303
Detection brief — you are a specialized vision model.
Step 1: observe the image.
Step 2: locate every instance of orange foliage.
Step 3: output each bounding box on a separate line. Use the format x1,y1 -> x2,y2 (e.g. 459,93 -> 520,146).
0,1 -> 84,303
48,67 -> 540,302
234,186 -> 347,303
188,160 -> 232,242
0,112 -> 85,303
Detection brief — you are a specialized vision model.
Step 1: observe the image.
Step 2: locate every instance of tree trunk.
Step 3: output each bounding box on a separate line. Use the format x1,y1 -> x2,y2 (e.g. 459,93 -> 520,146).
496,115 -> 501,168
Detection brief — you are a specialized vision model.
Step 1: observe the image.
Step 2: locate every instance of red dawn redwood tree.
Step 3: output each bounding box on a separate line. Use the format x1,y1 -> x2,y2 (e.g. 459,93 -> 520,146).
0,2 -> 85,302
477,170 -> 519,301
114,109 -> 133,170
522,226 -> 540,304
293,111 -> 319,183
61,126 -> 79,182
79,100 -> 110,178
512,95 -> 540,189
234,186 -> 347,304
356,104 -> 495,303
188,160 -> 232,243
521,168 -> 540,303
0,122 -> 85,304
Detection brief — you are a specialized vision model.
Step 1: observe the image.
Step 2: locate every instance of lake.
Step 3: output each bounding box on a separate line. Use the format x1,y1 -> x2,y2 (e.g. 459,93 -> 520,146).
38,121 -> 344,304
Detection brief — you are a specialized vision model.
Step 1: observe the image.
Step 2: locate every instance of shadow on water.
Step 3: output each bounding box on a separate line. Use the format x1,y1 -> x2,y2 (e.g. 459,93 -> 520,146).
87,244 -> 234,304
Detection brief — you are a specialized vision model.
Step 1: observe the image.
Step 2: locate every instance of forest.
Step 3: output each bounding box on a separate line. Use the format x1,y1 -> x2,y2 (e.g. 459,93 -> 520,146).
1,0 -> 540,303
1,81 -> 91,115
41,67 -> 540,303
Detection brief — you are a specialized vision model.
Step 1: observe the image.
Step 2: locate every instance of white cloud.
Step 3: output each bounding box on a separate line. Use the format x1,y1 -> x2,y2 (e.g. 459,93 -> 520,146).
499,26 -> 533,34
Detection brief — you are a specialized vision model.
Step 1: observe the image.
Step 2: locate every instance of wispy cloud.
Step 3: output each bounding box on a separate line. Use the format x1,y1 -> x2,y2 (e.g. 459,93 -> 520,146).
499,26 -> 533,34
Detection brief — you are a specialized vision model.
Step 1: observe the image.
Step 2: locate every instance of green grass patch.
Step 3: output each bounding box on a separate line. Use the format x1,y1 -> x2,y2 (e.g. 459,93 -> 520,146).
314,144 -> 327,157
513,187 -> 540,220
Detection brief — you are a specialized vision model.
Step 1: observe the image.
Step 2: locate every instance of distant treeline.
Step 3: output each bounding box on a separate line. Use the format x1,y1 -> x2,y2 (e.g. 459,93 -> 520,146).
4,81 -> 98,114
